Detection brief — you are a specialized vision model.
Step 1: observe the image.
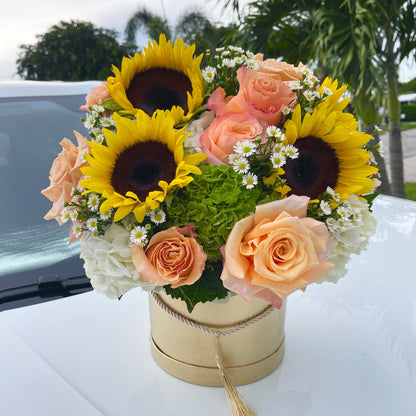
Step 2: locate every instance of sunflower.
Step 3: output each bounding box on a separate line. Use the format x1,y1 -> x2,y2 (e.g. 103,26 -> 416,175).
107,34 -> 204,125
81,111 -> 206,223
282,86 -> 378,199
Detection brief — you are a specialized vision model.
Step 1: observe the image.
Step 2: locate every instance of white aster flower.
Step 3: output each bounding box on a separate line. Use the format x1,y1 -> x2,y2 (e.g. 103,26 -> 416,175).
83,114 -> 96,130
232,157 -> 250,173
281,106 -> 292,116
270,152 -> 286,168
266,126 -> 281,138
322,87 -> 333,96
325,217 -> 339,234
290,82 -> 302,91
228,153 -> 240,165
300,66 -> 313,76
319,200 -> 332,215
100,117 -> 115,128
351,208 -> 363,224
202,66 -> 216,82
284,144 -> 299,159
60,207 -> 71,224
71,221 -> 83,238
130,226 -> 148,246
94,133 -> 105,144
273,143 -> 284,153
222,58 -> 232,67
70,210 -> 78,221
246,60 -> 259,70
86,217 -> 98,232
242,173 -> 258,189
150,209 -> 166,225
337,217 -> 352,231
100,209 -> 112,220
336,205 -> 351,218
303,90 -> 315,101
302,78 -> 314,88
246,51 -> 254,58
88,193 -> 100,211
234,56 -> 244,65
234,140 -> 256,156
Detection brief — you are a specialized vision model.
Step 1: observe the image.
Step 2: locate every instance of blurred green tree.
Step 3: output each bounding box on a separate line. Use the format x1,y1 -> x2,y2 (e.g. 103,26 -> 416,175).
16,20 -> 135,81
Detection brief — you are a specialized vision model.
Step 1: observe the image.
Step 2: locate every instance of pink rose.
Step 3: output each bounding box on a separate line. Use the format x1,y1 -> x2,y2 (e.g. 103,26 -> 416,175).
220,195 -> 334,308
207,67 -> 295,125
80,82 -> 111,111
132,224 -> 207,288
253,54 -> 317,83
200,112 -> 267,164
41,131 -> 89,225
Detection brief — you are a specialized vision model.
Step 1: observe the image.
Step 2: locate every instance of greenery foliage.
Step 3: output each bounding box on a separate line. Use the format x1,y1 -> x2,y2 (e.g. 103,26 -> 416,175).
399,77 -> 416,94
401,104 -> 416,121
16,20 -> 135,81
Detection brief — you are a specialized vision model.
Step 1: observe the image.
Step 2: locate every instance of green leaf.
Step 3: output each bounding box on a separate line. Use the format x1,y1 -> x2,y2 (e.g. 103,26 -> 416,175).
163,261 -> 229,313
101,98 -> 124,111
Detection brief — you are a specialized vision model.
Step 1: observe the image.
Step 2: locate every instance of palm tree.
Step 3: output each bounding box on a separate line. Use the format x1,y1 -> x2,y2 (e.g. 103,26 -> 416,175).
124,6 -> 232,55
235,0 -> 416,197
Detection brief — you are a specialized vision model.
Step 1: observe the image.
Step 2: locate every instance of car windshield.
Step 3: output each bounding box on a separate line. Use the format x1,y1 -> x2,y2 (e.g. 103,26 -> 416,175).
0,91 -> 93,309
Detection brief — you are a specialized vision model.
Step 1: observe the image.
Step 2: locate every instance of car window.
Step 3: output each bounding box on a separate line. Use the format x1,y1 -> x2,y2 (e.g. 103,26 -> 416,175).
0,94 -> 92,310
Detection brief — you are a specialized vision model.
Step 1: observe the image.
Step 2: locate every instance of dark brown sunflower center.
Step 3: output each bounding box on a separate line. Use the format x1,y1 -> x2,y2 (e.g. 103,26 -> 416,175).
111,141 -> 176,201
283,136 -> 339,199
126,68 -> 192,115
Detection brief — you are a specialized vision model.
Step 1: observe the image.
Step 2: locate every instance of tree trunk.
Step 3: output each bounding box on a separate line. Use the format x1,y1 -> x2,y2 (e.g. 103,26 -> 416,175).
385,24 -> 406,198
364,124 -> 391,195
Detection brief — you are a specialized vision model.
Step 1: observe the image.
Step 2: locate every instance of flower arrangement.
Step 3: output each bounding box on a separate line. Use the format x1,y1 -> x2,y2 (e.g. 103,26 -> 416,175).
42,34 -> 380,313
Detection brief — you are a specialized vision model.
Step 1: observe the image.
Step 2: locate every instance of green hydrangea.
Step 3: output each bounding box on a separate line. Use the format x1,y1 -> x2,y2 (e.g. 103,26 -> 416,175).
165,164 -> 261,261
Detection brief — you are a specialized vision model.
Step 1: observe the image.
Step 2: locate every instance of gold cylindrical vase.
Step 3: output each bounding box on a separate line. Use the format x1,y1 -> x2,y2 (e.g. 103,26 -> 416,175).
149,291 -> 286,386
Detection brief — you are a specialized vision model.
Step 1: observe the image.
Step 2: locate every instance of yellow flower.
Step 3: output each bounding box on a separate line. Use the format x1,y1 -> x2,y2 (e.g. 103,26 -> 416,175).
81,111 -> 206,222
283,92 -> 378,199
107,34 -> 204,125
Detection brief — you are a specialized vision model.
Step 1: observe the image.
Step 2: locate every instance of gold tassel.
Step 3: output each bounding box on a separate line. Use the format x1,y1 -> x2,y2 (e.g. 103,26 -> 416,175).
215,335 -> 258,416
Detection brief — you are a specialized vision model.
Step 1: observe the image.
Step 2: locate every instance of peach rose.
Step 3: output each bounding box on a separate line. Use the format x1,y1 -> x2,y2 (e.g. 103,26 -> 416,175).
41,131 -> 89,225
80,82 -> 111,111
254,54 -> 316,83
132,224 -> 207,288
220,195 -> 334,308
207,67 -> 295,125
200,112 -> 267,165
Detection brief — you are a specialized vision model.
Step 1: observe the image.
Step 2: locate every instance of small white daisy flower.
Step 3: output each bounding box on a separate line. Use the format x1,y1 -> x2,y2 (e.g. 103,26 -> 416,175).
221,50 -> 231,57
304,106 -> 314,113
100,209 -> 112,220
290,82 -> 302,91
246,60 -> 259,70
337,217 -> 352,231
319,200 -> 332,215
70,210 -> 78,221
351,208 -> 363,224
71,221 -> 83,238
60,207 -> 71,224
303,90 -> 315,101
83,114 -> 96,130
281,106 -> 292,116
232,157 -> 250,173
130,226 -> 148,246
150,209 -> 166,225
273,143 -> 284,153
95,133 -> 105,144
88,193 -> 100,211
302,78 -> 314,88
221,58 -> 232,67
228,153 -> 240,165
270,152 -> 287,168
246,51 -> 254,58
300,66 -> 312,76
215,47 -> 224,52
266,126 -> 281,137
86,218 -> 98,232
322,87 -> 333,96
284,144 -> 299,159
336,206 -> 350,218
234,56 -> 244,65
81,151 -> 89,162
326,217 -> 338,234
234,140 -> 256,156
242,173 -> 258,189
202,66 -> 216,82
101,117 -> 115,128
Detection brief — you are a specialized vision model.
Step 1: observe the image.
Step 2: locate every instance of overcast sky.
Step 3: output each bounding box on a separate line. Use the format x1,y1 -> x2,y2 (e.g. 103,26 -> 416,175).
1,0 -> 415,82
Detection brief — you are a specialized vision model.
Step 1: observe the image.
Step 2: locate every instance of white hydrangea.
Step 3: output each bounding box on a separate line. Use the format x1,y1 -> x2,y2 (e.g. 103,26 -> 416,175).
320,194 -> 377,284
80,222 -> 156,299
